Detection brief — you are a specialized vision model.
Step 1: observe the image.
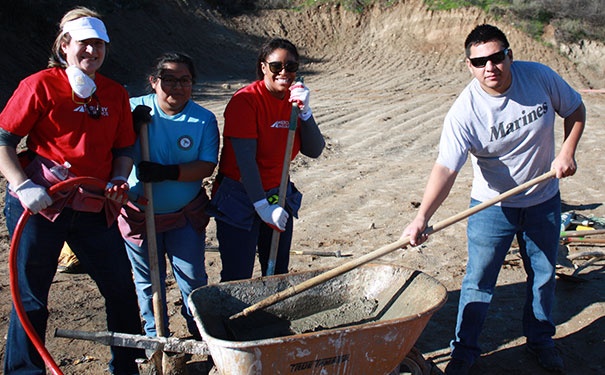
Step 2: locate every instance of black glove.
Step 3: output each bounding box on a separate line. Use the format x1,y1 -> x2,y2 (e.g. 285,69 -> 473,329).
132,105 -> 152,135
137,161 -> 179,182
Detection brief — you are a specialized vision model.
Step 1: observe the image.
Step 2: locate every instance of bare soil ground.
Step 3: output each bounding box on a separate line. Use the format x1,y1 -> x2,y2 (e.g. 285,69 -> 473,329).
1,1 -> 604,374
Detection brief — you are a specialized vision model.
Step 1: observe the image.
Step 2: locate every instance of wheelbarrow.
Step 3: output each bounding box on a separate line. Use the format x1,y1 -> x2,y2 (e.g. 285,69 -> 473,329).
55,262 -> 444,374
188,263 -> 447,374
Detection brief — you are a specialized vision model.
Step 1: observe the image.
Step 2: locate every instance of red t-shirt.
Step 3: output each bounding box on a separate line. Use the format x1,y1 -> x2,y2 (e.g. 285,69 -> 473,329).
0,68 -> 135,180
219,80 -> 301,190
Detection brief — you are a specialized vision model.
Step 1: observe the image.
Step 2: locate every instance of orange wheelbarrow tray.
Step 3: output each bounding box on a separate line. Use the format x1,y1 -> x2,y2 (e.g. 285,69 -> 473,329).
189,263 -> 447,375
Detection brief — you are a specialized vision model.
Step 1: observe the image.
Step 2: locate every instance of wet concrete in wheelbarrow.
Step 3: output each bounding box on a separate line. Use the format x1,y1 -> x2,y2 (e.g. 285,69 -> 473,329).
222,296 -> 380,341
191,263 -> 447,343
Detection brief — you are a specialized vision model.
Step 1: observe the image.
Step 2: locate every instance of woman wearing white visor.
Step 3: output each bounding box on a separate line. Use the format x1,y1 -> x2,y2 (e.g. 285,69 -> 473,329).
0,7 -> 143,374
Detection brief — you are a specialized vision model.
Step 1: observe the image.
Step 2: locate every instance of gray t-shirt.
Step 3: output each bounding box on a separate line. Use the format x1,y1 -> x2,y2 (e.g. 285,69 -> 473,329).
437,61 -> 582,207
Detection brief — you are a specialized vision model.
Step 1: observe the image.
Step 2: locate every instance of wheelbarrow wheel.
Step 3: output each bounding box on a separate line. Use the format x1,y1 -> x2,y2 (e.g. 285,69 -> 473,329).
393,347 -> 434,375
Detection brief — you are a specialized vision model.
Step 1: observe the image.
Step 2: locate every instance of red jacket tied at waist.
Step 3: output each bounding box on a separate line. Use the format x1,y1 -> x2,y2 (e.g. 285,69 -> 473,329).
11,154 -> 121,226
117,191 -> 210,247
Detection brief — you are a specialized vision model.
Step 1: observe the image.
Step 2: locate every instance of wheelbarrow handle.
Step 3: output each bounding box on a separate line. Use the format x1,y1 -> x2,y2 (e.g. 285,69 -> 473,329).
230,170 -> 557,320
54,328 -> 209,356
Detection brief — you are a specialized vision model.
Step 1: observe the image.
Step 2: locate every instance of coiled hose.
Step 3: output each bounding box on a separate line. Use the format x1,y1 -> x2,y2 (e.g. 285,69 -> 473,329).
9,177 -> 109,375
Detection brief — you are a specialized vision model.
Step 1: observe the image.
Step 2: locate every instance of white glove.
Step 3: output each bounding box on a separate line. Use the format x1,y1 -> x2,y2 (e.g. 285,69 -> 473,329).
253,198 -> 289,232
12,179 -> 52,214
105,178 -> 130,205
289,82 -> 312,121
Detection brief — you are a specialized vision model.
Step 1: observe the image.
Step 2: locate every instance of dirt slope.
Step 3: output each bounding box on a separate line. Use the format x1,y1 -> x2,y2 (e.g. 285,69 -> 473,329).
1,1 -> 604,374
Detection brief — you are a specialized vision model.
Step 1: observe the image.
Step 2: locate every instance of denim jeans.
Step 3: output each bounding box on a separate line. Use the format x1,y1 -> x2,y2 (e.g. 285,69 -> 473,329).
3,192 -> 143,375
124,221 -> 207,337
216,213 -> 293,282
451,193 -> 560,364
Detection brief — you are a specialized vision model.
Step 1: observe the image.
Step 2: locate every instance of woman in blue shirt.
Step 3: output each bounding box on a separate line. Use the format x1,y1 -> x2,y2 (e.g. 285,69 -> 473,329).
119,52 -> 219,338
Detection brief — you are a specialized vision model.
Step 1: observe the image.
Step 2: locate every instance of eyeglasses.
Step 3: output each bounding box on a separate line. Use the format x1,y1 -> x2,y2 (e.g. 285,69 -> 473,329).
469,48 -> 509,68
265,61 -> 299,74
86,95 -> 101,119
72,91 -> 101,119
159,75 -> 193,87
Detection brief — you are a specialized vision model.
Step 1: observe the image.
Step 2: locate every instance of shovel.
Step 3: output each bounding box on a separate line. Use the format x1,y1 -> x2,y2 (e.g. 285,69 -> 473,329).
140,122 -> 189,374
266,81 -> 301,276
231,170 -> 557,320
139,121 -> 166,339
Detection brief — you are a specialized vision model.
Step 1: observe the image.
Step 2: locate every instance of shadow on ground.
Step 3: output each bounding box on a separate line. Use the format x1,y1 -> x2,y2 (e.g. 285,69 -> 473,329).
416,266 -> 605,374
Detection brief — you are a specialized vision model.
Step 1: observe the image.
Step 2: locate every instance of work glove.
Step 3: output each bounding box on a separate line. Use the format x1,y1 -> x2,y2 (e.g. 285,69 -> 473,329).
253,198 -> 289,232
137,161 -> 180,182
289,82 -> 312,121
132,105 -> 152,135
12,179 -> 53,214
105,178 -> 130,205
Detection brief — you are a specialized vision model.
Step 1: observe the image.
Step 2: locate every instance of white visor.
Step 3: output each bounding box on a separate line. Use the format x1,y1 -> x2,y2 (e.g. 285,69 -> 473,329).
62,17 -> 109,43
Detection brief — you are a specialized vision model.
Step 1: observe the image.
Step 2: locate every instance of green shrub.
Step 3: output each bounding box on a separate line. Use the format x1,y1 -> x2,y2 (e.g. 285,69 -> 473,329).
424,0 -> 508,12
298,0 -> 397,12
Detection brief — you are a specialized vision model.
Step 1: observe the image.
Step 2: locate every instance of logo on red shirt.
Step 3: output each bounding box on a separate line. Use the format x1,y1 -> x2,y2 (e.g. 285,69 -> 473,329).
72,105 -> 109,117
270,120 -> 289,128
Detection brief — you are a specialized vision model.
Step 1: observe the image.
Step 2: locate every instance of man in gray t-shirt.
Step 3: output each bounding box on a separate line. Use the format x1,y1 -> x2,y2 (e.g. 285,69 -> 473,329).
401,24 -> 585,375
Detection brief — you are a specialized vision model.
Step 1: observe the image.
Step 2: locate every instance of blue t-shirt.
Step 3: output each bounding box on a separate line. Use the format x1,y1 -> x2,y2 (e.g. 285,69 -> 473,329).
129,94 -> 219,213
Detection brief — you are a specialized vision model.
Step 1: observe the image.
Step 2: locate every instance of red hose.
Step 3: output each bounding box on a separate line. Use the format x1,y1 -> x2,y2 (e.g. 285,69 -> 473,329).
9,177 -> 108,375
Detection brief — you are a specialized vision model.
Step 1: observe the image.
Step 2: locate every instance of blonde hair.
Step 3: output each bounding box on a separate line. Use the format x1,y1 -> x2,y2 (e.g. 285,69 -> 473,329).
48,7 -> 105,68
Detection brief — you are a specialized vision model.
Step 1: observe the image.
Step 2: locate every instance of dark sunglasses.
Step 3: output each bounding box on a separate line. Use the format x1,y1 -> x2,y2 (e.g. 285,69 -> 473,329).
469,48 -> 509,68
266,61 -> 299,74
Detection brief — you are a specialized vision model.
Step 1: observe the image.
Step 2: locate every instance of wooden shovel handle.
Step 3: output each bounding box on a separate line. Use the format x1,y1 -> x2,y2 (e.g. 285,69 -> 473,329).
561,237 -> 605,245
561,229 -> 605,237
139,122 -> 166,337
230,170 -> 556,320
266,101 -> 300,276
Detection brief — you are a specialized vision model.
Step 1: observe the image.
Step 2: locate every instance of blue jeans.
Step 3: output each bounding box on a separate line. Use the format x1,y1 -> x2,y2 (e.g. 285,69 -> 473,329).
124,221 -> 207,337
451,193 -> 560,363
216,213 -> 293,282
3,192 -> 143,375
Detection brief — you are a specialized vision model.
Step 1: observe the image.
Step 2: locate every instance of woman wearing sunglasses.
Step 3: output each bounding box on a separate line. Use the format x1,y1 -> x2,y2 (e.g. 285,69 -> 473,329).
0,7 -> 143,374
208,38 -> 325,281
118,52 -> 219,339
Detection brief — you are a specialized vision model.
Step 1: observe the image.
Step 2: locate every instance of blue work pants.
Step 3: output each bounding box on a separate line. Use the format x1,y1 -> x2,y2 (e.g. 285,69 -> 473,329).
3,192 -> 143,375
451,193 -> 560,363
216,213 -> 293,282
124,221 -> 207,337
